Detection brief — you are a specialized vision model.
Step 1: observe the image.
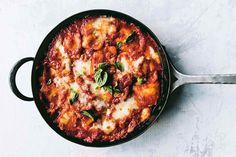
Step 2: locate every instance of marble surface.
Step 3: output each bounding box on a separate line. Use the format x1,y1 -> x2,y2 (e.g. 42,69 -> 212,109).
1,0 -> 236,156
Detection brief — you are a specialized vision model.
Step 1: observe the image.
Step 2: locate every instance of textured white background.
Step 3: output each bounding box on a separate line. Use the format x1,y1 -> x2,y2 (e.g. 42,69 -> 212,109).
1,0 -> 236,156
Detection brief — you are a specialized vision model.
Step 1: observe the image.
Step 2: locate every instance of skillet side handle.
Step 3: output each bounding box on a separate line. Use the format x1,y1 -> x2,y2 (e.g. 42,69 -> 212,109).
9,57 -> 34,101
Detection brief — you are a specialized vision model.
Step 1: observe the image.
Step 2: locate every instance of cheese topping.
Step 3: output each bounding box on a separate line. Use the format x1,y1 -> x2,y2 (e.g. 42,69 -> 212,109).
112,97 -> 138,120
74,60 -> 91,75
92,17 -> 116,36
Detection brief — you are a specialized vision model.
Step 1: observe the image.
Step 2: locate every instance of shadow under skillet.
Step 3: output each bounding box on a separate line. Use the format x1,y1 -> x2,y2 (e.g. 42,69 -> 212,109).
155,85 -> 186,124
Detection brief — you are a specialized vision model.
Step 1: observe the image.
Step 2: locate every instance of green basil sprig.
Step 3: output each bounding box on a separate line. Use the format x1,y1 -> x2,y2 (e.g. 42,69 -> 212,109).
116,42 -> 122,49
98,62 -> 110,69
47,79 -> 52,85
94,62 -> 123,95
137,77 -> 145,84
94,69 -> 108,87
69,90 -> 78,104
103,85 -> 113,95
125,32 -> 136,43
80,110 -> 94,120
94,62 -> 110,87
103,82 -> 121,95
115,61 -> 124,72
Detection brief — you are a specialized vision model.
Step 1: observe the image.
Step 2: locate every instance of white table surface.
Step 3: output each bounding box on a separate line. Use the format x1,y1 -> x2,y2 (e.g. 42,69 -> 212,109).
1,0 -> 236,156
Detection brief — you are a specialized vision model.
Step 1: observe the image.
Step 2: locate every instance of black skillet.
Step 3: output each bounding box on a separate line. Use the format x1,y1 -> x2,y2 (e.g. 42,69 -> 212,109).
9,9 -> 236,147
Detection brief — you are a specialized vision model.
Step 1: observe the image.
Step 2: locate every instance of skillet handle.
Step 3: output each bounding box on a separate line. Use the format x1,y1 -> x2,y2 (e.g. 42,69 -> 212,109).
170,62 -> 236,92
10,57 -> 34,101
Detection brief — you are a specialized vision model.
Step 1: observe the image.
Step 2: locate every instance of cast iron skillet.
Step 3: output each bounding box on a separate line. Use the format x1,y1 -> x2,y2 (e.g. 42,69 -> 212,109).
9,9 -> 236,147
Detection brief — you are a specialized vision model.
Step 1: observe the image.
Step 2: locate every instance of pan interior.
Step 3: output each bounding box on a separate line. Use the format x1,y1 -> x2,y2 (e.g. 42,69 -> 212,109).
31,9 -> 171,147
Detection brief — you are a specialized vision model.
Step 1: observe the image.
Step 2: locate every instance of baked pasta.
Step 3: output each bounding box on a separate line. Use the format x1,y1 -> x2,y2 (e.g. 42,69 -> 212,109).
39,16 -> 162,142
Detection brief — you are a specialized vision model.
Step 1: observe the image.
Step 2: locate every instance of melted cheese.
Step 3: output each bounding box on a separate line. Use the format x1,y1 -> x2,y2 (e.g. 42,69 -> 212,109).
133,56 -> 144,69
102,119 -> 116,134
112,97 -> 138,120
58,44 -> 65,56
84,79 -> 97,93
70,82 -> 80,92
53,76 -> 70,88
55,40 -> 71,72
92,17 -> 116,36
79,92 -> 89,105
132,56 -> 144,74
149,46 -> 160,64
120,56 -> 130,73
119,55 -> 144,76
59,111 -> 74,125
74,60 -> 91,75
62,58 -> 71,72
117,55 -> 131,79
93,99 -> 106,110
141,108 -> 150,122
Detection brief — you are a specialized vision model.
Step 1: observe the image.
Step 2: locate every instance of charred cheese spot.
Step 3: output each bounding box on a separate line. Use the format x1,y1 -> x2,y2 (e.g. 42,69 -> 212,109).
133,82 -> 159,107
91,50 -> 104,67
92,17 -> 116,36
63,32 -> 81,52
100,90 -> 112,102
82,17 -> 117,50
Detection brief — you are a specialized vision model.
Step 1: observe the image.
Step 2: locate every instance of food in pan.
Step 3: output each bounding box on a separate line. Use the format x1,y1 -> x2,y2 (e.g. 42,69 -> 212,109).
39,16 -> 162,142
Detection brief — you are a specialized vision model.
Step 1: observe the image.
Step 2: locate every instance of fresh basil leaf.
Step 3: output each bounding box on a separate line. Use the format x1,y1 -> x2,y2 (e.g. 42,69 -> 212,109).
95,62 -> 110,87
116,42 -> 122,49
125,32 -> 136,43
94,69 -> 108,87
70,90 -> 78,104
47,79 -> 52,85
137,77 -> 145,84
98,62 -> 110,70
115,62 -> 124,71
95,68 -> 102,80
103,85 -> 113,95
80,110 -> 94,120
112,82 -> 121,93
99,71 -> 108,86
113,86 -> 121,93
